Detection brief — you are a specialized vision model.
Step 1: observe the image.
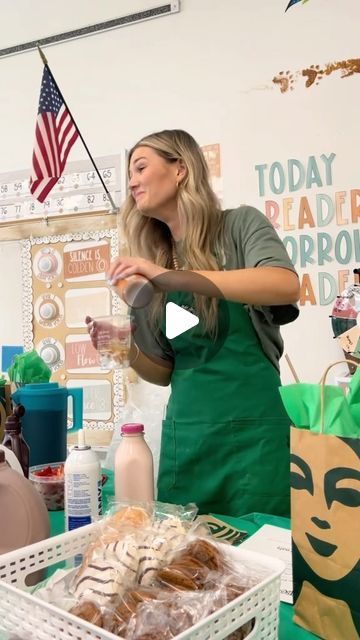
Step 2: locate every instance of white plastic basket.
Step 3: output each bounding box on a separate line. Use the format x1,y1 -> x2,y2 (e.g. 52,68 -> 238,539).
0,522 -> 284,640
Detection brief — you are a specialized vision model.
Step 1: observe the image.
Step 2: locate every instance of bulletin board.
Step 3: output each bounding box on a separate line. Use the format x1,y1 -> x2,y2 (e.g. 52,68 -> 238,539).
21,227 -> 124,437
10,152 -> 127,444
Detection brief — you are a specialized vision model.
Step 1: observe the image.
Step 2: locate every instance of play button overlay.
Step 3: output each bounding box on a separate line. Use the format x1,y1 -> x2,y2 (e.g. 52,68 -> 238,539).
129,270 -> 230,371
165,302 -> 199,339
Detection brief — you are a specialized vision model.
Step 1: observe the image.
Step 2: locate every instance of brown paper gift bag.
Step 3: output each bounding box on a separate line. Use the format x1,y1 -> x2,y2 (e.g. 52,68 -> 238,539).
0,381 -> 12,441
280,361 -> 360,640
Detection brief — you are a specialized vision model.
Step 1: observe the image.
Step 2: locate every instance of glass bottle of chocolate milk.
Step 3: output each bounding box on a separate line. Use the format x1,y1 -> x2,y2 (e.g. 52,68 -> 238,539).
114,423 -> 154,502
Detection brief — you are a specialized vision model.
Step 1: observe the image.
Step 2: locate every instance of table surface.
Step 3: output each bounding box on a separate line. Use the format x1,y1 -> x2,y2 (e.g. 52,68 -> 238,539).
50,471 -> 319,640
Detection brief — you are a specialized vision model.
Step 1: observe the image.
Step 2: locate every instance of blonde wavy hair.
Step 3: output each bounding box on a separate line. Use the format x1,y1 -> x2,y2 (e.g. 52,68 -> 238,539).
120,129 -> 224,335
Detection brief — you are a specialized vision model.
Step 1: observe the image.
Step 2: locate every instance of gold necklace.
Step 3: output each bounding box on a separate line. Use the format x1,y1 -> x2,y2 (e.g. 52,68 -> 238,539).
171,238 -> 181,271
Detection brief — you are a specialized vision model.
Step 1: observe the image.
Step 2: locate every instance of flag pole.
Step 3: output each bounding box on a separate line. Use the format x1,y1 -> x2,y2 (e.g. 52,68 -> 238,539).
36,44 -> 119,214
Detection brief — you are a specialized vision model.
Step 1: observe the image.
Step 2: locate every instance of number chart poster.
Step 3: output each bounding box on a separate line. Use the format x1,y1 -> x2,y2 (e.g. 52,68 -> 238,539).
0,156 -> 121,223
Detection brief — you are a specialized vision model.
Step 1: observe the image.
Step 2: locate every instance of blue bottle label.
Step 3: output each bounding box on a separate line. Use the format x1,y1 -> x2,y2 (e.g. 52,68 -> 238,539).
68,515 -> 91,530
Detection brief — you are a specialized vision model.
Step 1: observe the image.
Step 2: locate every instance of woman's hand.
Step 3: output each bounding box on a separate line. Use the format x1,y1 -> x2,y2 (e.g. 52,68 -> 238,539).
85,315 -> 96,348
85,315 -> 171,381
85,315 -> 131,347
107,256 -> 169,285
85,315 -> 108,349
85,315 -> 139,368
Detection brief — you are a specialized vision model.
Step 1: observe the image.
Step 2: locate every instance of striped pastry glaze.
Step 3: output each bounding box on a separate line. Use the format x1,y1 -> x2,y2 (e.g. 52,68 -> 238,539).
136,541 -> 162,586
73,517 -> 189,603
136,518 -> 188,585
151,518 -> 188,561
75,537 -> 140,604
74,559 -> 125,606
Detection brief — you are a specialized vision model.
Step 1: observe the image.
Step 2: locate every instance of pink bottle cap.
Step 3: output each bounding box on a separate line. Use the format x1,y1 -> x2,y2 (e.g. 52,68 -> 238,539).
121,423 -> 144,434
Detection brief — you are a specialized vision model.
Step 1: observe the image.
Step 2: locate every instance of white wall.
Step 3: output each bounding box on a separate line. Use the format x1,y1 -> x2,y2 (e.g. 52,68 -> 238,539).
0,0 -> 359,384
0,242 -> 23,344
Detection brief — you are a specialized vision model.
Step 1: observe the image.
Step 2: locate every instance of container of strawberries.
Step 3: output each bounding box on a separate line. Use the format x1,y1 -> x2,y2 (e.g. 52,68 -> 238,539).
29,462 -> 65,511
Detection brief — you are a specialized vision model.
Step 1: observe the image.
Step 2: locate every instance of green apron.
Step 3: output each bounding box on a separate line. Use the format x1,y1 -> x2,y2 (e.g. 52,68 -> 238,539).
157,292 -> 291,518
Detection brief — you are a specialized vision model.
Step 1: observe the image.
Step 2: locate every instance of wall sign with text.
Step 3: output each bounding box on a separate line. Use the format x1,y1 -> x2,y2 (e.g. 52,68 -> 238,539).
21,227 -> 124,431
255,152 -> 360,306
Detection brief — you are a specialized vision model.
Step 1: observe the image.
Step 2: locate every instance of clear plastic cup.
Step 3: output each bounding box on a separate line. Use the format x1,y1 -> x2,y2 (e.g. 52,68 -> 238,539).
29,462 -> 65,511
93,314 -> 132,370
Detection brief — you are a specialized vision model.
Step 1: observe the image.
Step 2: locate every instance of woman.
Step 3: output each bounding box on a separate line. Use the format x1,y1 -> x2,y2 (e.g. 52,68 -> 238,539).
94,129 -> 300,517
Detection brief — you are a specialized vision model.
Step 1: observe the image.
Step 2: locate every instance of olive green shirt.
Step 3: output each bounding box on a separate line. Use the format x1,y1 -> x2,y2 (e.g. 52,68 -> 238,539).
133,205 -> 299,371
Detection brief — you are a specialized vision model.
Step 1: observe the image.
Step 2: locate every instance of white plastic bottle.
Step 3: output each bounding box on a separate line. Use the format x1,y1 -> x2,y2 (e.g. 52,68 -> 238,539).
114,423 -> 154,502
64,429 -> 102,531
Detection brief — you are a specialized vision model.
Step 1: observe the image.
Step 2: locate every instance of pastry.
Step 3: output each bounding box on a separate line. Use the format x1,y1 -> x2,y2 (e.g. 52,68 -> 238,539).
115,590 -> 141,623
165,599 -> 195,636
130,597 -> 195,639
128,600 -> 174,640
108,505 -> 151,530
133,633 -> 169,640
104,588 -> 161,637
182,538 -> 224,571
101,536 -> 140,579
115,587 -> 159,622
130,587 -> 160,603
225,620 -> 254,640
224,580 -> 248,602
80,506 -> 150,567
78,529 -> 141,592
151,518 -> 188,560
69,600 -> 103,627
155,538 -> 223,591
74,560 -> 125,605
137,541 -> 163,586
156,557 -> 208,591
102,608 -> 128,637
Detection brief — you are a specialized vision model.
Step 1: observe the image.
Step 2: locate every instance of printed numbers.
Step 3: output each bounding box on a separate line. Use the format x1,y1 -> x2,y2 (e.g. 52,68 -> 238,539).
0,156 -> 120,225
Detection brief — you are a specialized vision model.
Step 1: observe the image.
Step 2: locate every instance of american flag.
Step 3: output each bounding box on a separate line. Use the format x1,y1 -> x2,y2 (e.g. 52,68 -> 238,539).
30,66 -> 78,202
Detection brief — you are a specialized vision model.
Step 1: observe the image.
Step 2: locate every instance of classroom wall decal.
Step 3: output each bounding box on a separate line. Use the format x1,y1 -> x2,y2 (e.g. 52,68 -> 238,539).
285,0 -> 310,12
254,153 -> 360,306
273,58 -> 360,93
